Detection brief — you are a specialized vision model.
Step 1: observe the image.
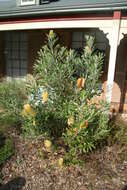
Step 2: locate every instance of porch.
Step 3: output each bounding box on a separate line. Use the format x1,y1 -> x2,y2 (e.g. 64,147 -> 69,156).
0,12 -> 127,112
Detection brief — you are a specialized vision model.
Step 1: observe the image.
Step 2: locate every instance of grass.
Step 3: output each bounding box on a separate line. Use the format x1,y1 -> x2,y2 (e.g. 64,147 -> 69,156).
0,138 -> 14,165
109,115 -> 127,146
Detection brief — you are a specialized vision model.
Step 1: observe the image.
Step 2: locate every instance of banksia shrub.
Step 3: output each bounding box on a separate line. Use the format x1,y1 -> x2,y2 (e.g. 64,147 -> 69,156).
21,31 -> 109,163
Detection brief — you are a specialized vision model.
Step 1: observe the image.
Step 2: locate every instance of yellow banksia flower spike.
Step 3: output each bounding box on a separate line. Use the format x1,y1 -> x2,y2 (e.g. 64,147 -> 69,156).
24,103 -> 31,112
67,129 -> 72,135
67,116 -> 74,126
22,104 -> 36,117
80,120 -> 88,129
49,30 -> 54,37
33,120 -> 36,126
42,91 -> 48,103
44,140 -> 52,149
58,158 -> 64,167
77,77 -> 85,89
21,109 -> 26,117
80,123 -> 84,130
73,127 -> 78,135
85,46 -> 91,54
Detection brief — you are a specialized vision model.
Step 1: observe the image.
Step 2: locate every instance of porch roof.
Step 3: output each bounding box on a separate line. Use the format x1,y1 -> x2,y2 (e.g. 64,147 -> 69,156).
0,0 -> 127,18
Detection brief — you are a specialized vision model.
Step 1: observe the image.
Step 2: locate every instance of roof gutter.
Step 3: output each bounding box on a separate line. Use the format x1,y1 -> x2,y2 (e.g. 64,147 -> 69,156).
0,5 -> 127,18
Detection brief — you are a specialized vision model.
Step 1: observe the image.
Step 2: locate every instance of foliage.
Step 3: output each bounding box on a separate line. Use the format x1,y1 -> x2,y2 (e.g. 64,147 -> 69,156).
63,101 -> 110,165
22,31 -> 78,138
0,132 -> 14,165
34,31 -> 75,101
21,116 -> 39,138
74,35 -> 103,99
109,116 -> 127,145
0,81 -> 27,127
21,30 -> 110,164
0,81 -> 25,170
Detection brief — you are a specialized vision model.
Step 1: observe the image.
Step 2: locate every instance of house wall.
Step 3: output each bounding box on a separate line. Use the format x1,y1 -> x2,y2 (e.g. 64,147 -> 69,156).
111,37 -> 127,112
28,30 -> 43,74
123,81 -> 127,111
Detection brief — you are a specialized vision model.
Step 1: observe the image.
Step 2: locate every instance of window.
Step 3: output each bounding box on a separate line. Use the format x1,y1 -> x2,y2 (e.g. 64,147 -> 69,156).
5,32 -> 28,79
40,0 -> 50,4
72,31 -> 107,52
40,0 -> 57,4
20,0 -> 36,6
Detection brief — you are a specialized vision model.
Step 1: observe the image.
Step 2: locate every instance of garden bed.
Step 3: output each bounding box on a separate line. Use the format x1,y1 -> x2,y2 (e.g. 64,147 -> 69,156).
1,127 -> 127,190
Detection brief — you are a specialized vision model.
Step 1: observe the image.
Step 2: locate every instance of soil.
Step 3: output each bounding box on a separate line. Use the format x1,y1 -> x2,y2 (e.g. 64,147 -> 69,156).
0,129 -> 127,190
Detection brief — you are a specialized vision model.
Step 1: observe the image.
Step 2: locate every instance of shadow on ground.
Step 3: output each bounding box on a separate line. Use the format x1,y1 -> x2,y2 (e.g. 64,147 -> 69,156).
0,177 -> 26,190
122,185 -> 127,190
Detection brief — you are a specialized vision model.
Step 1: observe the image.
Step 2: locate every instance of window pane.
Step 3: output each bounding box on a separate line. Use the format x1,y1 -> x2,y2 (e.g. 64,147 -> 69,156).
12,60 -> 20,69
7,51 -> 12,59
72,32 -> 83,42
12,51 -> 19,59
6,60 -> 12,69
12,42 -> 19,50
20,42 -> 28,50
21,69 -> 27,77
5,41 -> 11,50
21,60 -> 27,69
13,34 -> 20,42
12,69 -> 20,78
6,68 -> 12,77
20,51 -> 27,58
20,33 -> 28,41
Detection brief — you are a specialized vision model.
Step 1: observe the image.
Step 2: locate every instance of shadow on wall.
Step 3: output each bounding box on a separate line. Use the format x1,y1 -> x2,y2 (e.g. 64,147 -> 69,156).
0,177 -> 26,190
114,35 -> 127,112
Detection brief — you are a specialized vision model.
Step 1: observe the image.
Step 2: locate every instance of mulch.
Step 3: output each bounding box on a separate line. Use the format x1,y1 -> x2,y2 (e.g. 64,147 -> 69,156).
0,129 -> 127,190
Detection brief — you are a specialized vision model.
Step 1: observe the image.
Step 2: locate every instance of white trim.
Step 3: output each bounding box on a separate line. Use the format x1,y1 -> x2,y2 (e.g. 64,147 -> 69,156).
120,19 -> 127,28
0,19 -> 113,31
106,18 -> 121,103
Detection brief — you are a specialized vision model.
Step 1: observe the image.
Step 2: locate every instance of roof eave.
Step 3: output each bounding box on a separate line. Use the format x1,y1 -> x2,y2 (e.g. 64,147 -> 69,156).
0,4 -> 127,18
